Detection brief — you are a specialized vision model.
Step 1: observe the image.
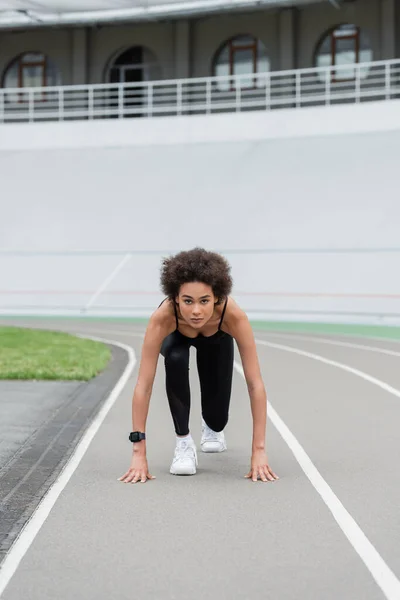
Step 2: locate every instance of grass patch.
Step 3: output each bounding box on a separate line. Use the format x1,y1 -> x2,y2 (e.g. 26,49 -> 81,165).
0,327 -> 111,381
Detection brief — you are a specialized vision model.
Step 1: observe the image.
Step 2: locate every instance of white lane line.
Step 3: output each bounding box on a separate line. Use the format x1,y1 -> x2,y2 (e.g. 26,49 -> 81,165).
256,339 -> 400,400
244,339 -> 400,600
83,253 -> 132,311
0,335 -> 136,599
261,332 -> 400,358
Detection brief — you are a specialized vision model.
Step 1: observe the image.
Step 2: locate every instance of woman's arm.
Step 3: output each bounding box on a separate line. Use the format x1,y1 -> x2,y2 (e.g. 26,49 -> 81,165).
119,308 -> 173,484
229,310 -> 266,451
227,301 -> 279,482
132,315 -> 168,431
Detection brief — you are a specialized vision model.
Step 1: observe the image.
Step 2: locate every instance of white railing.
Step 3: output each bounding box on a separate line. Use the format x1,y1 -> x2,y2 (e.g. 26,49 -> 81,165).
0,59 -> 399,124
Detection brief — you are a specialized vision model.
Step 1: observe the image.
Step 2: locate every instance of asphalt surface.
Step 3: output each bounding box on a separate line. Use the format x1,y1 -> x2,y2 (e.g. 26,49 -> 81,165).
0,381 -> 82,471
1,318 -> 400,600
0,338 -> 129,564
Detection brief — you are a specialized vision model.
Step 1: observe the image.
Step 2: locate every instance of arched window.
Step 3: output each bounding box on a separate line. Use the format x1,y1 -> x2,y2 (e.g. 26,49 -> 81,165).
315,24 -> 373,81
213,35 -> 270,91
107,46 -> 161,84
2,52 -> 61,100
106,46 -> 161,117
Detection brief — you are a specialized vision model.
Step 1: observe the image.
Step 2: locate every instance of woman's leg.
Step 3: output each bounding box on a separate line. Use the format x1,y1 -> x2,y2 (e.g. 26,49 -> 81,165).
195,335 -> 234,432
160,332 -> 191,436
161,333 -> 198,475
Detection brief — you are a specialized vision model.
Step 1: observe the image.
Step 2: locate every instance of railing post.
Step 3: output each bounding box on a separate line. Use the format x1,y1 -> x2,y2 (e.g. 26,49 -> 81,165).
236,81 -> 241,112
325,68 -> 331,106
206,79 -> 211,114
355,64 -> 361,103
28,88 -> 34,122
295,70 -> 301,108
88,87 -> 94,119
59,88 -> 64,121
265,73 -> 270,110
385,62 -> 391,100
118,84 -> 124,118
177,80 -> 182,116
147,84 -> 153,117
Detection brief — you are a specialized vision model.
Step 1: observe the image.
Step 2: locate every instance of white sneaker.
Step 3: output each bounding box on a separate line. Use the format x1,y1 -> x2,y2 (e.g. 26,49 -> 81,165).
201,419 -> 227,453
170,438 -> 198,475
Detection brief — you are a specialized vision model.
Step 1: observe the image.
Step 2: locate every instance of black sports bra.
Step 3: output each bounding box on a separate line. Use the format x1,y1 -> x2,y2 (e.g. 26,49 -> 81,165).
158,297 -> 229,339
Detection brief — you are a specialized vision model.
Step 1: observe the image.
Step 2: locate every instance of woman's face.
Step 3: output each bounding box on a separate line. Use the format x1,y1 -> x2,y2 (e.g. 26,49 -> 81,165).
176,282 -> 217,328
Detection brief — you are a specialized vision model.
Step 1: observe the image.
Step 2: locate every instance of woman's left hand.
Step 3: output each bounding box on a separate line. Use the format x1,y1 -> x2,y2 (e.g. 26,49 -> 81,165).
245,449 -> 279,482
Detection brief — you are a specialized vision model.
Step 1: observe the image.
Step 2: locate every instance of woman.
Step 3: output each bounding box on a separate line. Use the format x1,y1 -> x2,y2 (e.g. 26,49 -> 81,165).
119,247 -> 278,483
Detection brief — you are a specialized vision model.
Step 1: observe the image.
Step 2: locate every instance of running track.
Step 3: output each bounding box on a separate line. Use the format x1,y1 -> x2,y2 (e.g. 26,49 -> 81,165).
0,318 -> 399,600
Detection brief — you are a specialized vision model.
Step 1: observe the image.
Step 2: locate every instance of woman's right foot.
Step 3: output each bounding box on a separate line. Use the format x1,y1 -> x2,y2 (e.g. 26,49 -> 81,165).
170,438 -> 198,475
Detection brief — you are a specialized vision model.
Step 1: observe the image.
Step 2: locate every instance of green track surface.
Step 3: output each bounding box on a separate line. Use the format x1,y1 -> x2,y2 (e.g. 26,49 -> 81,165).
249,320 -> 400,340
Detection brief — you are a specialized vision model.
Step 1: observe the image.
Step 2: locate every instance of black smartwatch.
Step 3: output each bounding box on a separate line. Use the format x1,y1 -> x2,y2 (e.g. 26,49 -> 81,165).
129,431 -> 146,443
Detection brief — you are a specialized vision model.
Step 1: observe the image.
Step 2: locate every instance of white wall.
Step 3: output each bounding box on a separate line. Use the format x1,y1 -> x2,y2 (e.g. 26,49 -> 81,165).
0,100 -> 399,323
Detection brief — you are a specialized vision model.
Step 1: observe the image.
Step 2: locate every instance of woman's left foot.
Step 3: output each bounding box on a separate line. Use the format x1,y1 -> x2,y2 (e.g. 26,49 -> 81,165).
201,419 -> 227,453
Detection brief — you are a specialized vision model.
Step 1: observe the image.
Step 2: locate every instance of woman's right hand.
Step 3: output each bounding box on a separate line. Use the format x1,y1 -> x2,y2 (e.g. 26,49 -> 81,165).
118,452 -> 156,484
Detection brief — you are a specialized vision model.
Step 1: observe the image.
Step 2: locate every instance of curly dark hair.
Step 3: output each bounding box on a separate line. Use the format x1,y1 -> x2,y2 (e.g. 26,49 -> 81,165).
160,247 -> 233,304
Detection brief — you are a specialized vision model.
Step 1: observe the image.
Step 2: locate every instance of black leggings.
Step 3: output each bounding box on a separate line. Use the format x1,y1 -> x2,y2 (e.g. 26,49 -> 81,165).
160,330 -> 234,436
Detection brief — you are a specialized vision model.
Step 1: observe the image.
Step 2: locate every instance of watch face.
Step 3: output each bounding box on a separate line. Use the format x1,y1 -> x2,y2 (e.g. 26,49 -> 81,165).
129,432 -> 144,442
